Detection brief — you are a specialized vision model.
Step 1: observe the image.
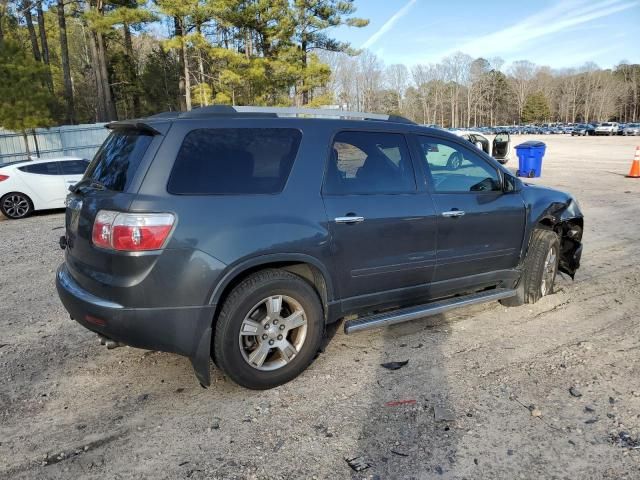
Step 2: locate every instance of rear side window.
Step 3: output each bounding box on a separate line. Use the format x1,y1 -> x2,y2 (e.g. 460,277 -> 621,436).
61,160 -> 90,175
323,131 -> 415,195
85,130 -> 153,192
19,162 -> 60,175
168,128 -> 302,195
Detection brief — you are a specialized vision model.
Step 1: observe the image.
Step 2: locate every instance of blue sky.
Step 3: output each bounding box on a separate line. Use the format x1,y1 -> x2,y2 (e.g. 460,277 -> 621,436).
332,0 -> 640,69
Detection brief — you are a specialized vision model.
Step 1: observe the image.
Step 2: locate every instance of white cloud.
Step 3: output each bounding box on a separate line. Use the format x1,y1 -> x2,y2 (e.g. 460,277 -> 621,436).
361,0 -> 418,49
440,0 -> 637,58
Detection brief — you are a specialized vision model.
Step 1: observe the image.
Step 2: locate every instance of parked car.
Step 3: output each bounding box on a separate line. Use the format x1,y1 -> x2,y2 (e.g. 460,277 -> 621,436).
452,130 -> 511,164
0,157 -> 90,219
594,122 -> 619,135
623,123 -> 640,136
571,124 -> 589,136
56,106 -> 584,390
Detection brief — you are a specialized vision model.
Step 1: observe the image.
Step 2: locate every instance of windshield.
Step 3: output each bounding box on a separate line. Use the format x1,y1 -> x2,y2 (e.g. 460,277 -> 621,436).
84,130 -> 153,192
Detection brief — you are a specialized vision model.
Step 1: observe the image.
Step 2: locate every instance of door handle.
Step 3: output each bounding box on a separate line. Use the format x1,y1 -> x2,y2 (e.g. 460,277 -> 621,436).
335,216 -> 365,224
442,210 -> 465,218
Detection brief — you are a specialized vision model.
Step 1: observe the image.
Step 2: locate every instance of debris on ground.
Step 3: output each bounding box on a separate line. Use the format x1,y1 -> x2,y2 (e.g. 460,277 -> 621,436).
391,449 -> 409,457
380,360 -> 409,370
569,386 -> 582,397
529,406 -> 543,418
610,432 -> 640,449
434,406 -> 456,422
345,456 -> 371,472
385,399 -> 417,407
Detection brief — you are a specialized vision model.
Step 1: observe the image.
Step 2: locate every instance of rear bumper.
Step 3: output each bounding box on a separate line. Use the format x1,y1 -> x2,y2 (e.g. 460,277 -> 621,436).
56,264 -> 215,385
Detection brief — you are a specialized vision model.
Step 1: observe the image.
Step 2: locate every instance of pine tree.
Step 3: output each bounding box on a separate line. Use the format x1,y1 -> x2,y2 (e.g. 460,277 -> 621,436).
522,92 -> 551,123
0,38 -> 54,155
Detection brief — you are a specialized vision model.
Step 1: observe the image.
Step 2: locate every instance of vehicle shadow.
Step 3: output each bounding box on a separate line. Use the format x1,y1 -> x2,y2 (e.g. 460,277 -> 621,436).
349,313 -> 461,478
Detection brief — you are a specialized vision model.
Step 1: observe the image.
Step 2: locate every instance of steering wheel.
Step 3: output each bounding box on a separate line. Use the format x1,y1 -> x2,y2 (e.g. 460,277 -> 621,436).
446,152 -> 464,170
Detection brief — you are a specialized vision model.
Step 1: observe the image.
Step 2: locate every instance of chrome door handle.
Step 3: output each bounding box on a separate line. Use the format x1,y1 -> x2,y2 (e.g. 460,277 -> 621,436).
335,216 -> 365,224
442,210 -> 465,218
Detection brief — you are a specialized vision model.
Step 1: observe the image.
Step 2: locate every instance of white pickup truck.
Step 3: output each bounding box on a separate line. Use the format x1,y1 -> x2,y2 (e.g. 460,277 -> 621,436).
594,122 -> 619,135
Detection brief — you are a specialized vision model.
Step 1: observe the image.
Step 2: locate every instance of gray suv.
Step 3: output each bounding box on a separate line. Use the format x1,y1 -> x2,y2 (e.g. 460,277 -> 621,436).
56,106 -> 584,389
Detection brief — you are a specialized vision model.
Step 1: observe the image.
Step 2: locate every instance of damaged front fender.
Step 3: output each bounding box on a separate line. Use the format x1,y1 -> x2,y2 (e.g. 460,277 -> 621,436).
520,184 -> 584,278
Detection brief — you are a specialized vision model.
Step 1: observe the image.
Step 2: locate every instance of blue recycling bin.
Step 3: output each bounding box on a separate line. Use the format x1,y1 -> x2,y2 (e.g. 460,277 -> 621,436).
515,141 -> 546,178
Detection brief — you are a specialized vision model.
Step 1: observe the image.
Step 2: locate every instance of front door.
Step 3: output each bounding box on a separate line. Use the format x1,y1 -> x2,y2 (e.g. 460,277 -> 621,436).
322,130 -> 438,307
414,135 -> 525,282
492,132 -> 511,161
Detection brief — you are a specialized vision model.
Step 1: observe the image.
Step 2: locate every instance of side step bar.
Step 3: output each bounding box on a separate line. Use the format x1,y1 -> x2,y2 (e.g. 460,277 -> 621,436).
344,288 -> 516,334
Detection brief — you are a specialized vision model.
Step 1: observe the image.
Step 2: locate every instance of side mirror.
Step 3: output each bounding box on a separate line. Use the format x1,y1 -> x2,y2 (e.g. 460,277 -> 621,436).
503,173 -> 520,193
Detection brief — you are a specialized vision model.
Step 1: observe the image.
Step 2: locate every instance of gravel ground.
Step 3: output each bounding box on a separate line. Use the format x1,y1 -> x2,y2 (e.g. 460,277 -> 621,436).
1,135 -> 640,479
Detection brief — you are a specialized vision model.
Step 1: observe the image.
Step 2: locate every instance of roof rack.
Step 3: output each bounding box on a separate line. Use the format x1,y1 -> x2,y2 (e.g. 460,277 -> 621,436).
176,105 -> 415,124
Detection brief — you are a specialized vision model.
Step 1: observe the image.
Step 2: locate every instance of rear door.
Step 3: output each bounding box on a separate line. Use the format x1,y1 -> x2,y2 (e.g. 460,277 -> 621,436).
321,130 -> 438,308
17,161 -> 66,208
413,135 -> 525,282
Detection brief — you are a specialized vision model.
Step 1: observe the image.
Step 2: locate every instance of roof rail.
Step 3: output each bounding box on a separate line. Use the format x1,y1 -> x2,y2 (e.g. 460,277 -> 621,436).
177,105 -> 415,124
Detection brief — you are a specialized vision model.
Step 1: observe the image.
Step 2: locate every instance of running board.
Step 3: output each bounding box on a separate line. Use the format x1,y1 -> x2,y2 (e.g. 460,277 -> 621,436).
344,288 -> 516,334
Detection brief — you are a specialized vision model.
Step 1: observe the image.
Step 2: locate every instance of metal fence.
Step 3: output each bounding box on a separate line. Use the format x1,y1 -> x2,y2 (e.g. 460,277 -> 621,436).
0,123 -> 109,164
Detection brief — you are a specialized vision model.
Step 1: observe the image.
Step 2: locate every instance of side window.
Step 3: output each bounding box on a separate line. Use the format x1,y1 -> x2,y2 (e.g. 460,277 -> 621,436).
417,136 -> 502,193
60,160 -> 90,175
168,128 -> 301,195
18,162 -> 60,175
324,131 -> 415,195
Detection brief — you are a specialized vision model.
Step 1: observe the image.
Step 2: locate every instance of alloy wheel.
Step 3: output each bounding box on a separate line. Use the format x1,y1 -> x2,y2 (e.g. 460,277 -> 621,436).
540,246 -> 558,296
2,194 -> 30,218
238,295 -> 308,371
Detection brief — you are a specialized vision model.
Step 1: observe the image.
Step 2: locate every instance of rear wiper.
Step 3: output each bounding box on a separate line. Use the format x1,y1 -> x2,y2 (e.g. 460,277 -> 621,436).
69,178 -> 106,193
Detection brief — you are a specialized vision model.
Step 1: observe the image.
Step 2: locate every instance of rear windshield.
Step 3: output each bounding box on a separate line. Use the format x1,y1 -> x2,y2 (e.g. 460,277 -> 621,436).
168,128 -> 302,195
84,130 -> 153,192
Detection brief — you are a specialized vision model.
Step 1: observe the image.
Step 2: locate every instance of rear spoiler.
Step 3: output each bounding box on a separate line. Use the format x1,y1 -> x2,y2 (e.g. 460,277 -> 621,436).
106,121 -> 161,136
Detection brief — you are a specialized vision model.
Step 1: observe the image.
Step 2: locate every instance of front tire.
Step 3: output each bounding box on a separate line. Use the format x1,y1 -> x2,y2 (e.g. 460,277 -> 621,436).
501,229 -> 560,307
1,192 -> 33,219
213,269 -> 324,389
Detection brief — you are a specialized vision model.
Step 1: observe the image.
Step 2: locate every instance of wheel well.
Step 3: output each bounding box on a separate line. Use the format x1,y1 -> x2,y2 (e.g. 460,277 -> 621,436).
213,262 -> 329,324
1,191 -> 33,205
0,191 -> 35,214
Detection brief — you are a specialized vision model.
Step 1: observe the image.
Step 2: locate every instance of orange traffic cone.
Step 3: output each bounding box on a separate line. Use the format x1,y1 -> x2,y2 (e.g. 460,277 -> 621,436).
628,146 -> 640,178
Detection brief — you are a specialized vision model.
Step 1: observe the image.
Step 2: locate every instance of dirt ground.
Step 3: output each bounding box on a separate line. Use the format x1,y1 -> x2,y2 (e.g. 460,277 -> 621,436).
1,135 -> 640,479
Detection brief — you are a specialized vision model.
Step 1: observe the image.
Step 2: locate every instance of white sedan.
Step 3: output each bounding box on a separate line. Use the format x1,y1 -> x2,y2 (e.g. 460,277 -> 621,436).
0,157 -> 90,219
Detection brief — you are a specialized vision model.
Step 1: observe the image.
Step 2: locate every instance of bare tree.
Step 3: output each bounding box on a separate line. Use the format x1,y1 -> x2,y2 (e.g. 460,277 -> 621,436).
508,60 -> 537,121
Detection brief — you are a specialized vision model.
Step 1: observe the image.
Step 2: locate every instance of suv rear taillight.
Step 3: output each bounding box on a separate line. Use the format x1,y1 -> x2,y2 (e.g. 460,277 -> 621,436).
92,210 -> 175,251
0,175 -> 9,182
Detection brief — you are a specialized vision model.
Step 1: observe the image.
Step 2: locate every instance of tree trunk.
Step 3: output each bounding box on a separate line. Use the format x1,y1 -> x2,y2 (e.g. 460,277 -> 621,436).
123,22 -> 140,117
174,17 -> 190,111
23,1 -> 41,62
96,31 -> 116,120
22,130 -> 31,158
57,0 -> 74,124
301,40 -> 308,105
88,30 -> 106,121
35,1 -> 49,64
35,0 -> 53,91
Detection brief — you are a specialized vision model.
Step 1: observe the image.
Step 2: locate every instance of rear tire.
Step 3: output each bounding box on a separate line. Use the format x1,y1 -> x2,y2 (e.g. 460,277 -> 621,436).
501,229 -> 560,307
213,269 -> 324,389
1,192 -> 33,219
